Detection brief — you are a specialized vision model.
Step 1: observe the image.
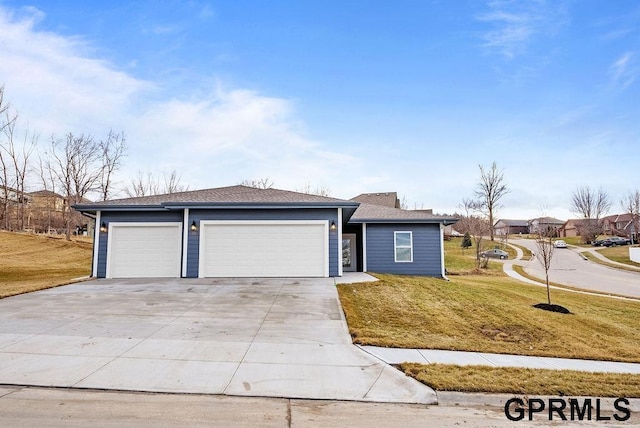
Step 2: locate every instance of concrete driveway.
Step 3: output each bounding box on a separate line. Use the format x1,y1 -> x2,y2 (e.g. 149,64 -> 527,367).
0,278 -> 435,404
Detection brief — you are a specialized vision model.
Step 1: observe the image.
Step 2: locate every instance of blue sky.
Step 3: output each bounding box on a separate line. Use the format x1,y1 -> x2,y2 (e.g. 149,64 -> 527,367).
0,1 -> 638,219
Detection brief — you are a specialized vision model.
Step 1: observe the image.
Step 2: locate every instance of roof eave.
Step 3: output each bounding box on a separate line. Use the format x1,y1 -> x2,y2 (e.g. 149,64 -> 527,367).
349,218 -> 458,225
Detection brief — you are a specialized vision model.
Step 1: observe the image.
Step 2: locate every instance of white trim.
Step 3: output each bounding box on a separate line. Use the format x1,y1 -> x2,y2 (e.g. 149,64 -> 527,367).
362,223 -> 367,272
106,222 -> 182,279
198,220 -> 329,278
92,210 -> 101,277
440,223 -> 449,280
182,208 -> 189,277
394,231 -> 413,263
337,208 -> 343,277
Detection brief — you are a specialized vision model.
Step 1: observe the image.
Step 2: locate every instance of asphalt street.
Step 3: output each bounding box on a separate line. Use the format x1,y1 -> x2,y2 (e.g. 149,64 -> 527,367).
511,239 -> 640,298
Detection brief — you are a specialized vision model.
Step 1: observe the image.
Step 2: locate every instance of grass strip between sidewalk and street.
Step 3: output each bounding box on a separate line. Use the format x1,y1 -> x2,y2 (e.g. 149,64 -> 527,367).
582,251 -> 640,273
400,363 -> 640,398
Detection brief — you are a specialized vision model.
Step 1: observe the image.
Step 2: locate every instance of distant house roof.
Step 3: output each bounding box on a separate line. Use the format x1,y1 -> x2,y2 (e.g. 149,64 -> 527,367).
349,202 -> 457,224
350,192 -> 400,208
529,216 -> 565,225
74,185 -> 358,210
495,219 -> 529,227
29,190 -> 64,198
603,213 -> 634,223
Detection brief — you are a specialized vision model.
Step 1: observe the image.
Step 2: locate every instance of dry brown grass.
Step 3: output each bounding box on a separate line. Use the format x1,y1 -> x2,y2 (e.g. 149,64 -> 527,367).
337,273 -> 640,362
0,230 -> 92,298
400,363 -> 640,397
597,246 -> 640,268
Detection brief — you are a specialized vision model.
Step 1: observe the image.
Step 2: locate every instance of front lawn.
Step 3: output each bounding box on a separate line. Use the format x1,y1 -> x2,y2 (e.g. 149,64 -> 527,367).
337,273 -> 640,363
0,231 -> 92,298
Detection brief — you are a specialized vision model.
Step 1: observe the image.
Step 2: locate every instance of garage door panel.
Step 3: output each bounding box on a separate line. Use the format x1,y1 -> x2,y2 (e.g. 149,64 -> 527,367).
201,222 -> 327,278
108,224 -> 182,278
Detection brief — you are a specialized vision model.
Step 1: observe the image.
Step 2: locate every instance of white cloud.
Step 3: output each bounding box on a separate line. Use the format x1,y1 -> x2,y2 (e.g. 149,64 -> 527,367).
609,52 -> 638,91
0,5 -> 361,198
477,0 -> 568,60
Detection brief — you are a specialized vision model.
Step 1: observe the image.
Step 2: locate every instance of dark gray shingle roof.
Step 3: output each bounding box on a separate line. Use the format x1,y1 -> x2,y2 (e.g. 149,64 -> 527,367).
77,185 -> 349,206
350,203 -> 457,224
74,185 -> 357,209
351,192 -> 399,208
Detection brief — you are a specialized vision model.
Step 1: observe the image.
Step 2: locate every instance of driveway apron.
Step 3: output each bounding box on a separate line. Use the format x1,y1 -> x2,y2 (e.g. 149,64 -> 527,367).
0,278 -> 435,404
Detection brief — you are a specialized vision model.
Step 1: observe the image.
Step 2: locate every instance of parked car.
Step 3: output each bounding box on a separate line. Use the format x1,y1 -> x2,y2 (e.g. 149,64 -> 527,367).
553,240 -> 568,248
480,248 -> 509,260
600,237 -> 631,247
592,238 -> 606,246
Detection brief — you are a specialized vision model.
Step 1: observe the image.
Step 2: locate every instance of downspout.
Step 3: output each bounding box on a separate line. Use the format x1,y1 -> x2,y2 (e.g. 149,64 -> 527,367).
362,223 -> 367,272
338,208 -> 343,277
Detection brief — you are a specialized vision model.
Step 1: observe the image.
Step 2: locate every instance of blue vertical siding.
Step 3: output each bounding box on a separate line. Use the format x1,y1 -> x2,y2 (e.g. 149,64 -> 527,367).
186,209 -> 339,278
96,211 -> 183,278
365,223 -> 442,276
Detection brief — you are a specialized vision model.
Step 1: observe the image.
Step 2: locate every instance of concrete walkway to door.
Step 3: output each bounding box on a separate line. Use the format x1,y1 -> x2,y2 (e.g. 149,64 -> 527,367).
0,277 -> 435,404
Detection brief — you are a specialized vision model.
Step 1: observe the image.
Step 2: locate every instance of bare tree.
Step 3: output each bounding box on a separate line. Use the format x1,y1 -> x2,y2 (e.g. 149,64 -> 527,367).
1,113 -> 37,230
458,198 -> 492,269
296,182 -> 331,196
534,226 -> 556,305
470,162 -> 509,241
621,189 -> 640,245
0,86 -> 18,229
570,186 -> 611,243
124,169 -> 188,197
240,177 -> 274,189
162,170 -> 188,194
46,133 -> 102,240
98,131 -> 126,201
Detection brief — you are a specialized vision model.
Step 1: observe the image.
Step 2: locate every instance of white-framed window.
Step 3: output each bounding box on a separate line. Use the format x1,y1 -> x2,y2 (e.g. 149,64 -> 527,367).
394,231 -> 413,262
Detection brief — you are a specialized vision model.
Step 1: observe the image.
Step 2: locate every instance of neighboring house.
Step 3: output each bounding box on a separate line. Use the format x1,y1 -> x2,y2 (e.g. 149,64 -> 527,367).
602,214 -> 637,239
494,219 -> 529,236
558,219 -> 593,238
528,217 -> 565,236
74,185 -> 457,279
27,190 -> 66,232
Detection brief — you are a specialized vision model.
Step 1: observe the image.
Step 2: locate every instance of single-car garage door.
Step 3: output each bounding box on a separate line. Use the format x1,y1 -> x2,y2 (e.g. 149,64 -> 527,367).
199,221 -> 328,277
107,222 -> 182,278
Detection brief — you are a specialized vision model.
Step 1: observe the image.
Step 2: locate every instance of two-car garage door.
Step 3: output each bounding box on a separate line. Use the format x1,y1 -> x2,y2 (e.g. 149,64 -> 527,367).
105,220 -> 328,278
199,221 -> 328,278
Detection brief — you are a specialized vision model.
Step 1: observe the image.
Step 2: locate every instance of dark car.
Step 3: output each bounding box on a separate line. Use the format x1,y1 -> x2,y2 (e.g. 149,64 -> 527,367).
600,237 -> 631,247
480,248 -> 509,260
592,239 -> 605,246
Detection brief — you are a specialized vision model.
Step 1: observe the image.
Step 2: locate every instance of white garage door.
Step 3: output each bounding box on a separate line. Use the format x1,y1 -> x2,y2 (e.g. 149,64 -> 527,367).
107,223 -> 182,278
200,221 -> 328,277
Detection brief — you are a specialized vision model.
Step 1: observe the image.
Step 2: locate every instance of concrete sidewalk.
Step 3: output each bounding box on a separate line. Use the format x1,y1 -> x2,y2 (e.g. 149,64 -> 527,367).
360,345 -> 640,374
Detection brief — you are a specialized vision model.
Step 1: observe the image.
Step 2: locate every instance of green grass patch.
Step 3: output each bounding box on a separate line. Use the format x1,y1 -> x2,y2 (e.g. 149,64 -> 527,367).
400,363 -> 640,397
337,273 -> 640,362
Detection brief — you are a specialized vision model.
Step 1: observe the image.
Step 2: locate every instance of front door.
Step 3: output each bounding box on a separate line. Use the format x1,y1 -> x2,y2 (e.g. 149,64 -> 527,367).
342,233 -> 357,272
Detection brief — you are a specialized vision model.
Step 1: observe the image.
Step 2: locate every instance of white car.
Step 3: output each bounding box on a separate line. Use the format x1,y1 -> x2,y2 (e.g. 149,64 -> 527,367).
554,240 -> 568,248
